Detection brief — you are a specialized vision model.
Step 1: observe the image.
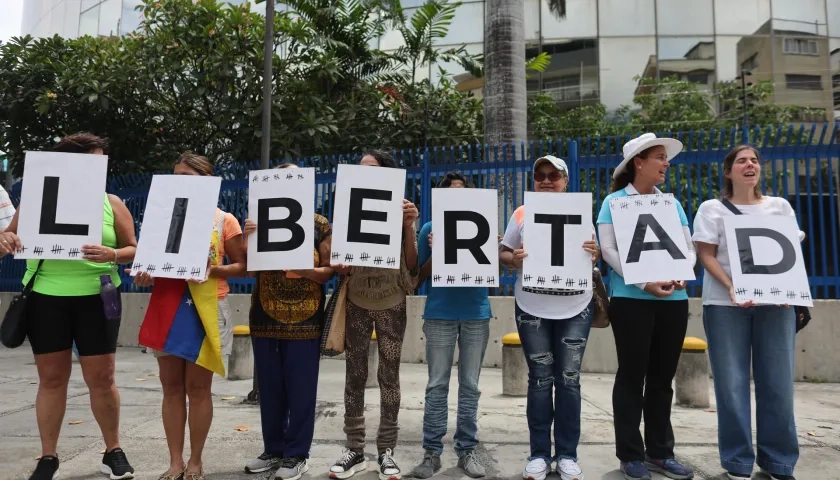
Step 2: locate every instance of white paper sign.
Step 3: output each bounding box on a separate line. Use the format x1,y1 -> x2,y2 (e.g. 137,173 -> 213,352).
609,194 -> 696,284
331,164 -> 406,269
431,188 -> 499,287
247,168 -> 315,271
16,152 -> 108,260
132,175 -> 222,280
723,215 -> 812,307
522,192 -> 593,290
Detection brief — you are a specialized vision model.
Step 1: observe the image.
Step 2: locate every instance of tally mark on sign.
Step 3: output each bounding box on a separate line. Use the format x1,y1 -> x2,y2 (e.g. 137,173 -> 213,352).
146,264 -> 157,273
650,197 -> 659,206
579,278 -> 588,287
33,246 -> 44,256
286,173 -> 294,180
177,266 -> 187,276
68,248 -> 80,258
344,253 -> 354,262
446,275 -> 455,284
461,273 -> 471,282
51,245 -> 64,255
801,291 -> 811,300
736,287 -> 747,295
770,287 -> 781,296
162,263 -> 174,273
552,275 -> 562,284
537,276 -> 546,285
374,256 -> 383,265
787,290 -> 796,299
487,276 -> 495,284
273,173 -> 281,180
262,175 -> 270,182
132,262 -> 143,270
386,257 -> 396,266
523,274 -> 532,282
191,267 -> 201,277
474,276 -> 484,285
753,288 -> 763,297
297,174 -> 304,179
359,252 -> 370,262
566,278 -> 575,287
331,251 -> 340,260
252,175 -> 259,183
635,199 -> 643,207
433,274 -> 441,283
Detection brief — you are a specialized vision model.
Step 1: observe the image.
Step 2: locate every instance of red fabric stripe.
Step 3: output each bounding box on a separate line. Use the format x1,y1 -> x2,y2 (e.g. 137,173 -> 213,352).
138,278 -> 188,350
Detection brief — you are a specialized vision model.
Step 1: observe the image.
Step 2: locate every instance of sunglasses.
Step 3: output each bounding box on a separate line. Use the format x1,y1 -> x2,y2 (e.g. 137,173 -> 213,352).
534,171 -> 565,182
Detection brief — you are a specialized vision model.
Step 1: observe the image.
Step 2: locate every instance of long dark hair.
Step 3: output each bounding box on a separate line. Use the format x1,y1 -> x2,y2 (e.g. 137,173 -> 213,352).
437,170 -> 472,188
722,145 -> 762,200
53,132 -> 109,154
610,145 -> 656,193
174,151 -> 213,176
361,150 -> 398,169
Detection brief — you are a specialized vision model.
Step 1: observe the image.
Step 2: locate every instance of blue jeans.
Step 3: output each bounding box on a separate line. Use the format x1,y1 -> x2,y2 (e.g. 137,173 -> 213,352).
703,305 -> 798,476
421,319 -> 490,456
515,300 -> 593,463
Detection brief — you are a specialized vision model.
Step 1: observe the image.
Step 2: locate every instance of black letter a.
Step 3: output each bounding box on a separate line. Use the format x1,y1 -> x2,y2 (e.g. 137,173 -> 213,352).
626,213 -> 686,263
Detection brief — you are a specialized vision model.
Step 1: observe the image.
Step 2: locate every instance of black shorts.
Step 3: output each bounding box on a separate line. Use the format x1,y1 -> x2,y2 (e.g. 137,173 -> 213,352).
26,292 -> 122,356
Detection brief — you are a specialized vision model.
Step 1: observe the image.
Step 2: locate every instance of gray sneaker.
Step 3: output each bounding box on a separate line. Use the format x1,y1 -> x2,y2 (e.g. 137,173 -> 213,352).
274,457 -> 309,480
245,452 -> 281,474
409,451 -> 441,479
458,451 -> 486,478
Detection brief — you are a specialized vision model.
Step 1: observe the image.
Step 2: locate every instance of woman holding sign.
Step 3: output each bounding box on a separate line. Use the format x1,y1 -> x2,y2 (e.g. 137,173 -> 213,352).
329,150 -> 419,480
693,146 -> 800,480
499,155 -> 599,480
132,152 -> 246,480
242,163 -> 335,480
0,133 -> 139,480
596,133 -> 696,480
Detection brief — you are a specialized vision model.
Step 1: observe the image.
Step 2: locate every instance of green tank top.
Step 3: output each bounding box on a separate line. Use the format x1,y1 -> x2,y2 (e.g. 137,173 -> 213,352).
22,196 -> 121,296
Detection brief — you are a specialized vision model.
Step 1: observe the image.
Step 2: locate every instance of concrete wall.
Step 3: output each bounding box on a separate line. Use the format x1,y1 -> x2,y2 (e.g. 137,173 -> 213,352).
3,293 -> 838,382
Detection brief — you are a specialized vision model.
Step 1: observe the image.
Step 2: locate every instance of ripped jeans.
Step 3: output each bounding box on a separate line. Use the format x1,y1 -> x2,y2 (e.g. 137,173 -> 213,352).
515,300 -> 592,463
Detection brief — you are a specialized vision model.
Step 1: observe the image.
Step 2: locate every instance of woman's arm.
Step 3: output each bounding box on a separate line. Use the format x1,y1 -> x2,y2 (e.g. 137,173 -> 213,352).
695,242 -> 731,290
211,234 -> 246,278
0,210 -> 22,257
597,223 -> 649,292
109,195 -> 138,263
289,235 -> 336,284
403,225 -> 419,272
417,230 -> 433,285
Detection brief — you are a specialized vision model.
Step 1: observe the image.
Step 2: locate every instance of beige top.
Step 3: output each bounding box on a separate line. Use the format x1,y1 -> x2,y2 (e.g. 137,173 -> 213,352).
346,239 -> 419,310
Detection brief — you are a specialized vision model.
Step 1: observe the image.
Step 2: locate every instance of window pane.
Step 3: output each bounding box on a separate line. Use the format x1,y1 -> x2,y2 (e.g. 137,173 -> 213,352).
599,36 -> 657,111
50,1 -> 66,35
79,4 -> 99,37
541,0 -> 597,40
434,2 -> 483,46
714,0 -> 771,35
538,38 -> 599,111
771,0 -> 828,36
121,0 -> 144,34
656,0 -> 713,36
98,0 -> 121,36
599,0 -> 655,36
716,35 -> 773,82
654,37 -> 716,90
81,0 -> 100,11
64,0 -> 82,37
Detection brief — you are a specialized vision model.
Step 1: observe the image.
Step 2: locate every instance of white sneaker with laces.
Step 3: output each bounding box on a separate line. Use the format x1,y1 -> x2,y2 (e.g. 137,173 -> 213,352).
522,458 -> 548,480
556,458 -> 584,480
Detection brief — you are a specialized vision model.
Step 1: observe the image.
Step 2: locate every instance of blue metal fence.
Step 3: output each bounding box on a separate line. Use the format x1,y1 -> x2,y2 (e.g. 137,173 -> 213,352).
2,123 -> 839,299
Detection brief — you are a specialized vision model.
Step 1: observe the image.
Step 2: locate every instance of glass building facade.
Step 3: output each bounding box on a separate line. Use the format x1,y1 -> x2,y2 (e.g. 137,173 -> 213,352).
21,0 -> 840,120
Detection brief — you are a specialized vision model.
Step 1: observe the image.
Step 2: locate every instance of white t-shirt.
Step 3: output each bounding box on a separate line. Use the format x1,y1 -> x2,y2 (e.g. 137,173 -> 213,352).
692,196 -> 804,306
0,186 -> 14,231
501,206 -> 593,320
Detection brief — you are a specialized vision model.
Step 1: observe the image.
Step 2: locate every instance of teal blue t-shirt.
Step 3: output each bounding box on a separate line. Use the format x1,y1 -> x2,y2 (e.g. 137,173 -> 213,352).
596,187 -> 690,301
417,221 -> 493,320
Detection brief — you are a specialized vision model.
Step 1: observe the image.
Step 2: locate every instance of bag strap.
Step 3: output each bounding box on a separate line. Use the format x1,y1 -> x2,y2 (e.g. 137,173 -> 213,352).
719,198 -> 742,216
22,260 -> 44,294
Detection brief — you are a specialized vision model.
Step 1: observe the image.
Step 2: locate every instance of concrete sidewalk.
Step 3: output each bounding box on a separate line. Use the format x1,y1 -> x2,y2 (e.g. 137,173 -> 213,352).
1,347 -> 839,480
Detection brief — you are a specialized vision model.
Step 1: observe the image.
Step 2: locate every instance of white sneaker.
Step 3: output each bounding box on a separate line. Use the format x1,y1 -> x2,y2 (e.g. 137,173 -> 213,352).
556,458 -> 584,480
522,458 -> 548,480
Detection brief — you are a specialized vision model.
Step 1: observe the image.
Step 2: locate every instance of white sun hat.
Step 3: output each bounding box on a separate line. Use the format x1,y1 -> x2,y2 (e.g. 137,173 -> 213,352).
533,155 -> 568,173
613,133 -> 683,179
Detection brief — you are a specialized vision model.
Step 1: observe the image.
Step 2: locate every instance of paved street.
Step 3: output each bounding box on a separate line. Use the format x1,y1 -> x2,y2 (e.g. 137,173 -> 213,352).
2,347 -> 839,480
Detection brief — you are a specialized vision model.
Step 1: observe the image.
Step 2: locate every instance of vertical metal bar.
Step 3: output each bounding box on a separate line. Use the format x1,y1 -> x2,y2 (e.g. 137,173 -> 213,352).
260,0 -> 275,170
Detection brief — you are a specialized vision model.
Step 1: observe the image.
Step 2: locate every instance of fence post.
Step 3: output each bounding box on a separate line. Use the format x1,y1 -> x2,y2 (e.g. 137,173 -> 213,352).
421,146 -> 431,226
568,140 -> 579,192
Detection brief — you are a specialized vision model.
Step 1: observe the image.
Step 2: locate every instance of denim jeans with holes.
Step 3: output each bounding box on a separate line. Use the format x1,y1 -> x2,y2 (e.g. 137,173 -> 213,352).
515,300 -> 593,463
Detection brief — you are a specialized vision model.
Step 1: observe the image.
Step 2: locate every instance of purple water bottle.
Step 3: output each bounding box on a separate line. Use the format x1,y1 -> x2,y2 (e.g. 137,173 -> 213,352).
100,275 -> 122,320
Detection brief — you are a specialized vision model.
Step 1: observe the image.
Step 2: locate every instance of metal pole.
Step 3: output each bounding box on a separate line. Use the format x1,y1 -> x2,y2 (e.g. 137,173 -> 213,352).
260,0 -> 275,169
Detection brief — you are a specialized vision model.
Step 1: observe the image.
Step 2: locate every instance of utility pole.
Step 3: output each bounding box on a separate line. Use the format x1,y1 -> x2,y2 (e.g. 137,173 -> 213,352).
736,69 -> 752,144
260,0 -> 275,169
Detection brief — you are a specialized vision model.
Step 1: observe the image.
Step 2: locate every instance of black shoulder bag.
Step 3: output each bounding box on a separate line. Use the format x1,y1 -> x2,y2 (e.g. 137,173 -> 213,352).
718,199 -> 811,333
1,260 -> 44,348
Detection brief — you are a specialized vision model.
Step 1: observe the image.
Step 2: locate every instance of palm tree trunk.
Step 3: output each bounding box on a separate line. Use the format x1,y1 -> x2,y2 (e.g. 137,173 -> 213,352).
483,0 -> 527,147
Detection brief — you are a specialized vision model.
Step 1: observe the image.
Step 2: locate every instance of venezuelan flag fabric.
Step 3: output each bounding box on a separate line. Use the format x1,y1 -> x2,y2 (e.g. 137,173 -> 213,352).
139,277 -> 225,376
